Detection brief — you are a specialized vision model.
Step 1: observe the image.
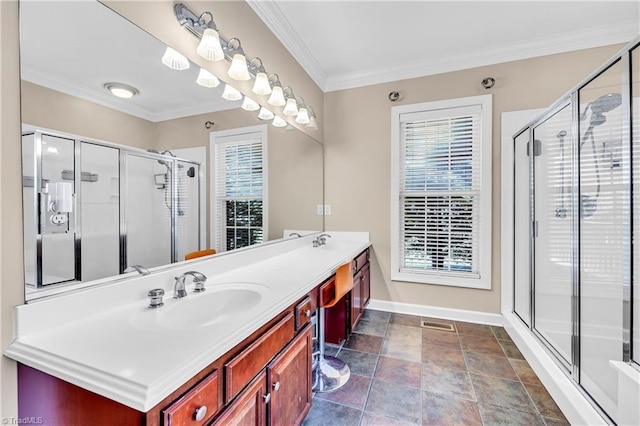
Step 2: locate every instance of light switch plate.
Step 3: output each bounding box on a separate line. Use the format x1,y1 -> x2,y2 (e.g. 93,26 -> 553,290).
324,204 -> 332,215
316,204 -> 324,215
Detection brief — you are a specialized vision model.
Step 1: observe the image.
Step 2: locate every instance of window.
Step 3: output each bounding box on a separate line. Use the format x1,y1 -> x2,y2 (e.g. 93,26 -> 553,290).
211,125 -> 267,252
391,95 -> 492,289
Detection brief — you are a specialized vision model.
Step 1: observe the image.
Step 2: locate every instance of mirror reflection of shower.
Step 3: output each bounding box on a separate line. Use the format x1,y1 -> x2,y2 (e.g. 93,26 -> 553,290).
148,149 -> 196,217
579,92 -> 622,218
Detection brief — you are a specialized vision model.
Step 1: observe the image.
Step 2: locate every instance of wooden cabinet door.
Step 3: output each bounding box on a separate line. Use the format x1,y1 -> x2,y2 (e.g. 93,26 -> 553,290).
351,270 -> 362,331
210,371 -> 267,426
361,263 -> 370,310
267,325 -> 312,426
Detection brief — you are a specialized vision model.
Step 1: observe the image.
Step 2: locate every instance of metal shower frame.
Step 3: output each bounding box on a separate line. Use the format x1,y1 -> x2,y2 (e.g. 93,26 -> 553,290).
511,36 -> 639,423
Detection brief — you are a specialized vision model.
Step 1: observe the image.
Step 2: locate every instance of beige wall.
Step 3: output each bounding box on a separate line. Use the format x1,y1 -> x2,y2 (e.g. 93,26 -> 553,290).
0,0 -> 23,417
103,0 -> 324,144
324,44 -> 624,314
21,81 -> 156,148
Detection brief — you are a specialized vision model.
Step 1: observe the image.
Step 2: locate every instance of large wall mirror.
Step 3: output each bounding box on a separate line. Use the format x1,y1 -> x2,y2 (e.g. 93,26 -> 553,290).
20,1 -> 324,301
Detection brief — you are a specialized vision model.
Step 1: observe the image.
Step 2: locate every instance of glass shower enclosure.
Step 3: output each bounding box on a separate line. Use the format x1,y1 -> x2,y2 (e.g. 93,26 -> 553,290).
512,39 -> 639,423
22,129 -> 202,288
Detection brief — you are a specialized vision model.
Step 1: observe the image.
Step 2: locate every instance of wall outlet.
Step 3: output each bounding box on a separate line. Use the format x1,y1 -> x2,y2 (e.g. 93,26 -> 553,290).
324,204 -> 332,215
316,204 -> 324,215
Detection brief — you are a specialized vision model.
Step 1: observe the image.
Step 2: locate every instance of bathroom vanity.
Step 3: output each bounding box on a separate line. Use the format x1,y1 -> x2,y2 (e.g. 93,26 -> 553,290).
5,233 -> 370,425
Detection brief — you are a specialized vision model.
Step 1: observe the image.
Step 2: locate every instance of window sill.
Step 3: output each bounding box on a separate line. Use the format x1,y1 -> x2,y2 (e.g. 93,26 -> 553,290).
391,270 -> 491,290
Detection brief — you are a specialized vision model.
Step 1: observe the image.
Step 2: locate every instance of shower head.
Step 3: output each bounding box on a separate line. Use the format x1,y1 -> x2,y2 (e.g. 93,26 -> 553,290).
580,93 -> 622,126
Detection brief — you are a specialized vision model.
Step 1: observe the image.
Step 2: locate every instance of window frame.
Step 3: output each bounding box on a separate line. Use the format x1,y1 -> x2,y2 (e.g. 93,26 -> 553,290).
210,124 -> 268,253
390,95 -> 492,289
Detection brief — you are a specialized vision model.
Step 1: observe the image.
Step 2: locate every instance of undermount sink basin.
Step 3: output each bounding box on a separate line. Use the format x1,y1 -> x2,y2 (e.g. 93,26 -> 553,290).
131,282 -> 271,331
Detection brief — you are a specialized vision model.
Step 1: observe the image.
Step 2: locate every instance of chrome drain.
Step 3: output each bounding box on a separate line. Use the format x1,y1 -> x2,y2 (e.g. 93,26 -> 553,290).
421,320 -> 455,332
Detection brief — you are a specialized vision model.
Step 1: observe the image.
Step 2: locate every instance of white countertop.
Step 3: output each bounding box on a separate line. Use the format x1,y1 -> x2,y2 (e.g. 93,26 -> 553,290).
4,232 -> 370,412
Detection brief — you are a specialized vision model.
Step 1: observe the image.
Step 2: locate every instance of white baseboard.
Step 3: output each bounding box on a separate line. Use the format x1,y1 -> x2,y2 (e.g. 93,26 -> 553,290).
367,299 -> 503,326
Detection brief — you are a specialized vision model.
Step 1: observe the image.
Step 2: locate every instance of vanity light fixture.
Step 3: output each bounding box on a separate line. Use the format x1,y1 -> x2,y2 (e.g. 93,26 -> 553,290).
282,87 -> 298,116
104,82 -> 139,99
226,38 -> 250,81
295,97 -> 310,125
173,3 -> 318,129
267,74 -> 286,107
161,47 -> 190,71
295,107 -> 310,125
241,96 -> 260,111
258,107 -> 275,120
197,28 -> 224,61
249,58 -> 272,96
221,83 -> 242,101
196,68 -> 220,88
272,116 -> 287,128
306,106 -> 318,130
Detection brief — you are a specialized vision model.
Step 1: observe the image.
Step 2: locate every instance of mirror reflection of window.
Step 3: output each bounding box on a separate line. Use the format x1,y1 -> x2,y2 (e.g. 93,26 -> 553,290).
212,126 -> 268,252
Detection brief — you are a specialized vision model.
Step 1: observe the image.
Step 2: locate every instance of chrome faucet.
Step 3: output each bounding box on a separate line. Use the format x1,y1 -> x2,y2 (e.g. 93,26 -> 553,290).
124,264 -> 149,275
312,233 -> 331,247
174,271 -> 207,299
289,232 -> 302,238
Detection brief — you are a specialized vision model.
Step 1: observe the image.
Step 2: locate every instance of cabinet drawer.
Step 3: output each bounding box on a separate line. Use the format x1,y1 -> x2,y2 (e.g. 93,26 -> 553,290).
319,278 -> 336,307
210,371 -> 267,426
295,296 -> 314,331
162,370 -> 220,426
354,249 -> 369,273
224,313 -> 294,403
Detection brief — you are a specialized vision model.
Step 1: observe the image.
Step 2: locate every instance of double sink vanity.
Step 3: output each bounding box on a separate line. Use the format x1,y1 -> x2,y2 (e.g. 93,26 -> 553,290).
5,232 -> 371,425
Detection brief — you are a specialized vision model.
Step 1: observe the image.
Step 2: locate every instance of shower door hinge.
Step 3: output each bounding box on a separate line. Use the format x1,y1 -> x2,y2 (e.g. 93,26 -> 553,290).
527,140 -> 542,157
533,220 -> 539,238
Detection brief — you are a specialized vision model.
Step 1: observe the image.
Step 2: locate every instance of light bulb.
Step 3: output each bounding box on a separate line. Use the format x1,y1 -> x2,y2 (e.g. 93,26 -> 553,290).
268,86 -> 285,107
306,115 -> 318,130
295,107 -> 310,124
241,96 -> 260,111
228,54 -> 250,81
272,116 -> 287,127
196,28 -> 224,61
258,107 -> 274,120
283,98 -> 299,116
252,72 -> 272,96
221,84 -> 242,101
161,47 -> 189,71
196,68 -> 220,88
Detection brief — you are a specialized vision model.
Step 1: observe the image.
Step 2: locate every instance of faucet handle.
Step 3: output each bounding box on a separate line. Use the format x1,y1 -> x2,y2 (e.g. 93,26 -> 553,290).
147,288 -> 165,309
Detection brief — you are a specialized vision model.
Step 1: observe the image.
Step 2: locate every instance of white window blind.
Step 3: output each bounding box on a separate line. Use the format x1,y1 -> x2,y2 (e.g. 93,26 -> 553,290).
391,96 -> 492,289
211,127 -> 267,252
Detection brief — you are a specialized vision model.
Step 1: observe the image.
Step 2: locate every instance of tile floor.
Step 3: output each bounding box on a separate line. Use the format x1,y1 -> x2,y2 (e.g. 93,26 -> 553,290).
302,309 -> 569,426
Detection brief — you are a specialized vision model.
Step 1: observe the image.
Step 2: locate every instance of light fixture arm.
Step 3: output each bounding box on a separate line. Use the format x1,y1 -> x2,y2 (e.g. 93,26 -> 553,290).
249,57 -> 266,74
268,73 -> 282,87
283,86 -> 295,100
175,4 -> 217,37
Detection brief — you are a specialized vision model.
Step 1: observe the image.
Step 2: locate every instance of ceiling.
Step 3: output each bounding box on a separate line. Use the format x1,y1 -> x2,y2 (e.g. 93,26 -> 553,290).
248,1 -> 640,92
20,1 -> 237,123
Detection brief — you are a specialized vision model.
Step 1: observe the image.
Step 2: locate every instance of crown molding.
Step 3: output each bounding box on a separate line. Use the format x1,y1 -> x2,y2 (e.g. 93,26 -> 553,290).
246,0 -> 328,90
22,66 -> 237,123
324,22 -> 639,92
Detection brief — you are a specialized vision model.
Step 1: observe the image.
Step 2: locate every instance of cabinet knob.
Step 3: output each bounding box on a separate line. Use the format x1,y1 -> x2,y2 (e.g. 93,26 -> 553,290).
273,381 -> 281,391
263,393 -> 271,404
304,309 -> 311,318
193,405 -> 207,421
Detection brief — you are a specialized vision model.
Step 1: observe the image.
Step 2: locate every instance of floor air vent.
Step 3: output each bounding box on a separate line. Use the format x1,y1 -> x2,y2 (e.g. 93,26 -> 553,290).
421,320 -> 456,332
